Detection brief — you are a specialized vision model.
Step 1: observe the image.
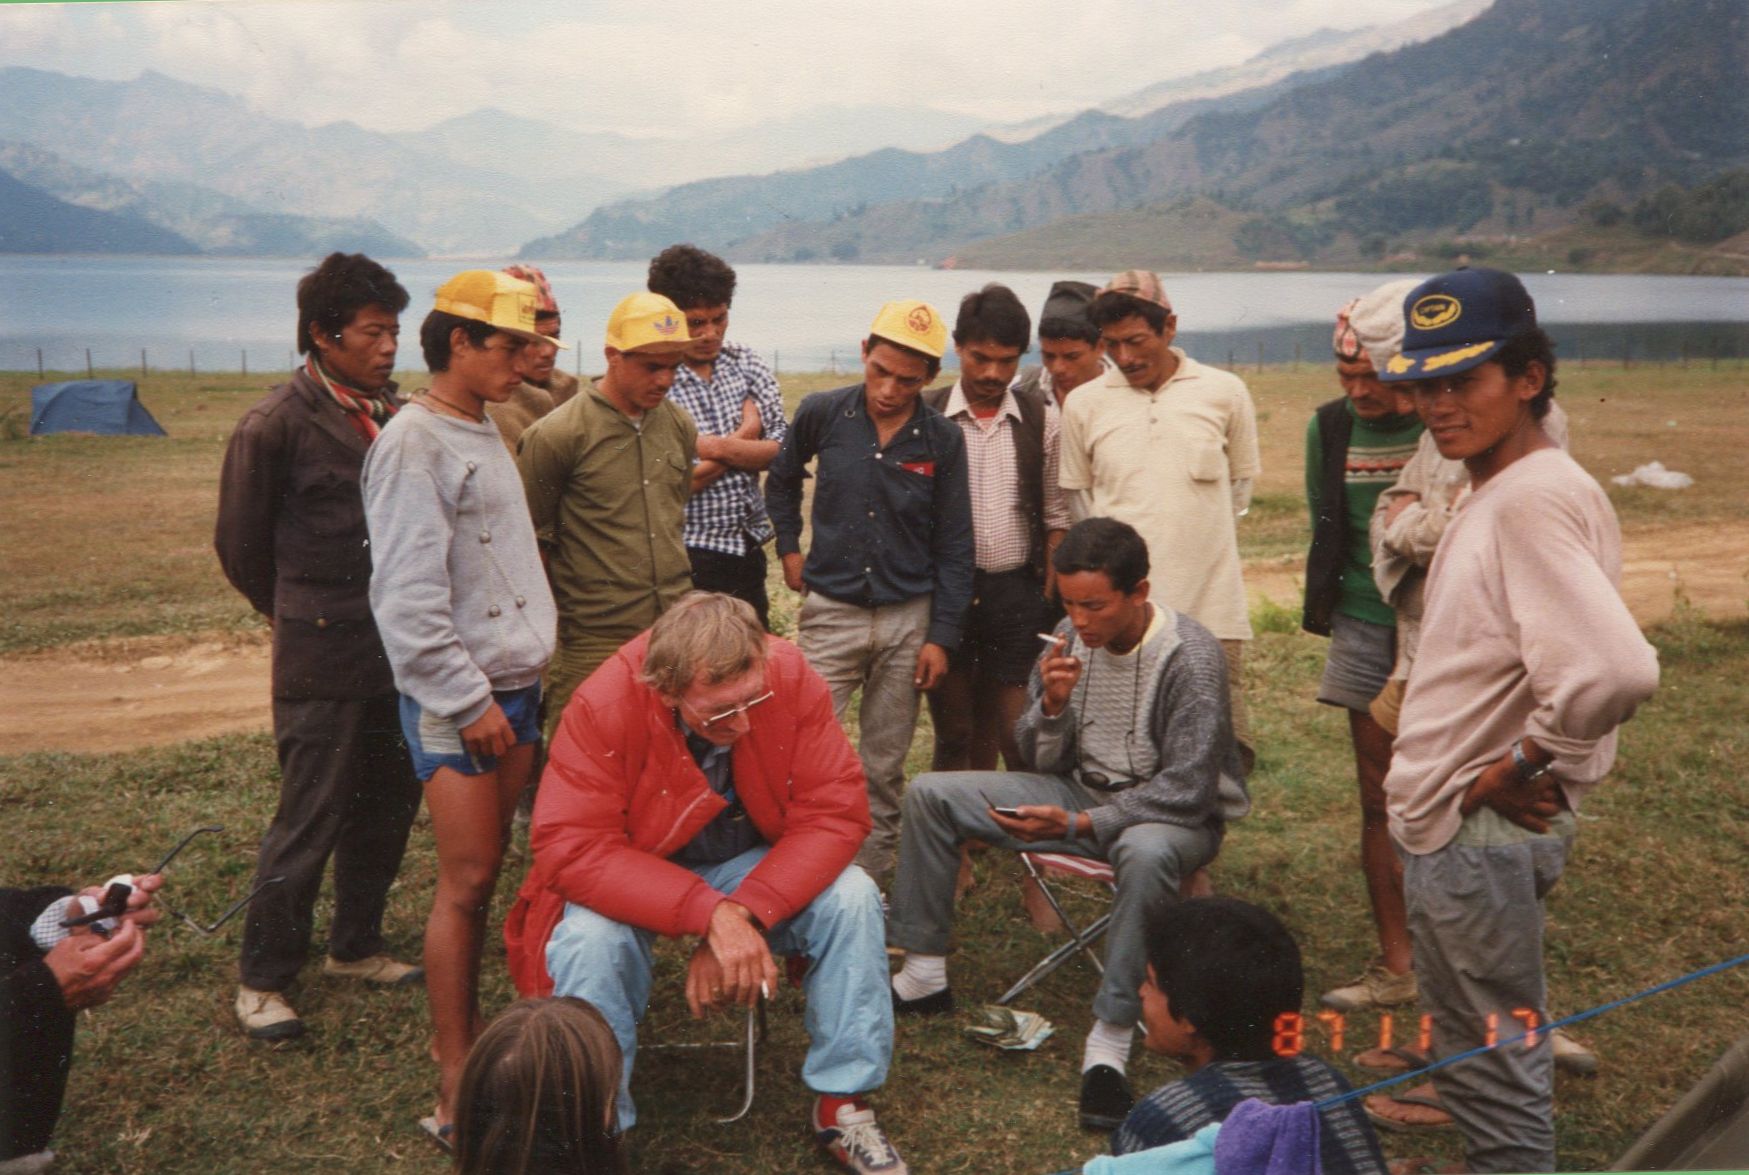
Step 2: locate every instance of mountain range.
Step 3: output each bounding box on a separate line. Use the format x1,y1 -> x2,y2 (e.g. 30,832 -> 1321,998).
524,0 -> 1493,262
709,0 -> 1749,268
0,139 -> 420,257
0,67 -> 997,257
3,0 -> 1742,269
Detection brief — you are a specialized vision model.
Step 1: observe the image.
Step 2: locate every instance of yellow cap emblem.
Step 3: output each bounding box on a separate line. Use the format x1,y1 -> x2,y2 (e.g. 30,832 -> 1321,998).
1411,294 -> 1462,331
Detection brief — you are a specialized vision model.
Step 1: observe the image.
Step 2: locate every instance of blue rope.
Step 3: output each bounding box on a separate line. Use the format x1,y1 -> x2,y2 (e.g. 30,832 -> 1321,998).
1315,951 -> 1749,1109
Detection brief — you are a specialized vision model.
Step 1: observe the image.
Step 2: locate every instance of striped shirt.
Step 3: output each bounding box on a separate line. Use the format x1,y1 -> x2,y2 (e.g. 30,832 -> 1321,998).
941,382 -> 1071,573
667,342 -> 789,555
1113,1056 -> 1387,1175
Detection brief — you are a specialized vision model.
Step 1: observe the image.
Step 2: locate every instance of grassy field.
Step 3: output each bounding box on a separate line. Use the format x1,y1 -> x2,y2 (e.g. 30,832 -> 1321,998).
1,363 -> 1746,1173
3,361 -> 1743,653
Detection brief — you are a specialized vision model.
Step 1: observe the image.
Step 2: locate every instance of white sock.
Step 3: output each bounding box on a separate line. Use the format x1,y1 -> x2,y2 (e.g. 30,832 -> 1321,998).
1082,1019 -> 1135,1074
891,953 -> 948,1001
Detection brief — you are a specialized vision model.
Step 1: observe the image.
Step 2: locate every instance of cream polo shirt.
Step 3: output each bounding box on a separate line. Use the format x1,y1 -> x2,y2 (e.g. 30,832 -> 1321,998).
1059,348 -> 1261,640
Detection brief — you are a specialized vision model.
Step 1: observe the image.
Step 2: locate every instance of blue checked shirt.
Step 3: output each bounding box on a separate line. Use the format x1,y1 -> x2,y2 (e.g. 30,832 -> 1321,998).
665,342 -> 788,555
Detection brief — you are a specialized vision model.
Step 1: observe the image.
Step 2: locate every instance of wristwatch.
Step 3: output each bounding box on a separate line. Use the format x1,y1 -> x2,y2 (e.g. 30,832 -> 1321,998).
1511,740 -> 1554,784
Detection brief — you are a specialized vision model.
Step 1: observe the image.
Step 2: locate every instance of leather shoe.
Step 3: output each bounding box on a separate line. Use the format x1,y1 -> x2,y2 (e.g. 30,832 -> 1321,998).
1079,1064 -> 1134,1131
890,985 -> 954,1016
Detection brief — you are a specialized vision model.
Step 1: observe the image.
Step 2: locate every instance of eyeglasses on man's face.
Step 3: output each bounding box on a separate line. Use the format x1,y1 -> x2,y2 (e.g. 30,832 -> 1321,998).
689,689 -> 775,729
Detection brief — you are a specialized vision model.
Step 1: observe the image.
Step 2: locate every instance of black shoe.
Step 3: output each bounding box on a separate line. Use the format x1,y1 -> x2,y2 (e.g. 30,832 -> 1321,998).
890,985 -> 954,1016
1079,1064 -> 1134,1132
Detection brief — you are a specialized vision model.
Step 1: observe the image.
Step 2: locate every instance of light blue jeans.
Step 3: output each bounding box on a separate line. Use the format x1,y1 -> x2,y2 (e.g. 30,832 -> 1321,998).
545,845 -> 893,1129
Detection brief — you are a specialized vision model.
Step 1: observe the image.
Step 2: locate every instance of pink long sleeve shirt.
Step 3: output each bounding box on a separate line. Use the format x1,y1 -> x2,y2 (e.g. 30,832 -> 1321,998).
1385,448 -> 1660,854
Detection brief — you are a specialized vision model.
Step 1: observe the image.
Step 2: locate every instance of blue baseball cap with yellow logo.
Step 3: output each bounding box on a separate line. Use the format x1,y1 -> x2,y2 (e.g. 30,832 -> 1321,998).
1379,267 -> 1537,382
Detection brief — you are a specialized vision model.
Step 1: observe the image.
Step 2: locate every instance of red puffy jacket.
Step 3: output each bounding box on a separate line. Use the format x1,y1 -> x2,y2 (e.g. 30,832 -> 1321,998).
505,631 -> 870,996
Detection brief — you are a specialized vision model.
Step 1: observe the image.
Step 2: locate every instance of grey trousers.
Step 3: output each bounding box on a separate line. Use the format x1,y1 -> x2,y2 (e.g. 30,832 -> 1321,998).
1402,808 -> 1574,1174
888,770 -> 1220,1027
239,693 -> 423,992
797,592 -> 930,877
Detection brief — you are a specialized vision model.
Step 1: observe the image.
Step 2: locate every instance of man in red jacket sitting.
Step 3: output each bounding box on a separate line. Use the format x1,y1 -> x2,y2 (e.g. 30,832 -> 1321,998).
504,592 -> 906,1174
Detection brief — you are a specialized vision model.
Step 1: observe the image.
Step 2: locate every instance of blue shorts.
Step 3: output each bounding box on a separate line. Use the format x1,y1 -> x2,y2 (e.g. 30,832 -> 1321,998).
398,684 -> 542,781
1316,614 -> 1395,713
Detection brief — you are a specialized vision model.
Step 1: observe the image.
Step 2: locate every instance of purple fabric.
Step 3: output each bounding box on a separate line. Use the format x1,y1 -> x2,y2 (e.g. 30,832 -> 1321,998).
1213,1097 -> 1322,1175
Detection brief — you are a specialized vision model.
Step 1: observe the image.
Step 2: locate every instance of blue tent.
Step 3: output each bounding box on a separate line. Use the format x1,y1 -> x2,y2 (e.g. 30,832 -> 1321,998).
29,380 -> 167,437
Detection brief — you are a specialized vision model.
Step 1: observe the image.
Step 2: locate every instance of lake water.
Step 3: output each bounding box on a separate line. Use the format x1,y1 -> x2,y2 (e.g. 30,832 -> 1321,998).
2,256 -> 1746,374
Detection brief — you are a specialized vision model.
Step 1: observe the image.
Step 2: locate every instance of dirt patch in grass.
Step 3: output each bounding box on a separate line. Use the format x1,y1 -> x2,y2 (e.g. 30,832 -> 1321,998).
1246,518 -> 1749,626
4,517 -> 1740,756
0,632 -> 269,755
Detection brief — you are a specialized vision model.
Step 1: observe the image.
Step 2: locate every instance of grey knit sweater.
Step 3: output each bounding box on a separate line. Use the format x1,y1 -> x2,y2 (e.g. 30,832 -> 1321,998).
1015,605 -> 1249,846
362,403 -> 557,726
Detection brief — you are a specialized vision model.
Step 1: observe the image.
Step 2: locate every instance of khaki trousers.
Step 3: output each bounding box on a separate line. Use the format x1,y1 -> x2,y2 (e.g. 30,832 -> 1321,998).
797,592 -> 931,878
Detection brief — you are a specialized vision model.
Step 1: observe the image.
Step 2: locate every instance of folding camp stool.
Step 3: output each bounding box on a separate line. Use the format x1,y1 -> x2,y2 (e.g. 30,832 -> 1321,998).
996,852 -> 1117,1006
643,954 -> 805,1123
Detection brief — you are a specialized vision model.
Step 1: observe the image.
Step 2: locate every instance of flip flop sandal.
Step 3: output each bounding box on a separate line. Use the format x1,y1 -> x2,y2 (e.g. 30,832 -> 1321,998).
1365,1083 -> 1455,1133
1355,1044 -> 1433,1073
418,1114 -> 454,1155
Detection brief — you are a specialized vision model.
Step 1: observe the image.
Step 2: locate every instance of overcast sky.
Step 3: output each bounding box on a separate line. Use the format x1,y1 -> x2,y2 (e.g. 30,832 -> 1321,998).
2,0 -> 1464,137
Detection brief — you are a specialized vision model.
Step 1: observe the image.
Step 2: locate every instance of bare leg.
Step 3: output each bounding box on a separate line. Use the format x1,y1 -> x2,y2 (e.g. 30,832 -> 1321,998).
1352,708 -> 1411,974
421,743 -> 535,1123
926,666 -> 977,773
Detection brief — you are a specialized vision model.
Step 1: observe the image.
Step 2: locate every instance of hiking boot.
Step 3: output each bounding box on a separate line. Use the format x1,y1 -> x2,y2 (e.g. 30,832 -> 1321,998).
815,1098 -> 907,1173
1321,959 -> 1417,1012
235,985 -> 304,1040
323,953 -> 424,987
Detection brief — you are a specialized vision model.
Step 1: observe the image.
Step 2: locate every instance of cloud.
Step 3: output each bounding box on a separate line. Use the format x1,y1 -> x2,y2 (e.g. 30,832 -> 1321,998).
0,0 -> 1461,135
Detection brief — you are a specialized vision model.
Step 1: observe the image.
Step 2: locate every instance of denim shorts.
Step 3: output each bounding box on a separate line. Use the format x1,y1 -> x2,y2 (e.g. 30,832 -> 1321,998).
1316,613 -> 1395,712
398,683 -> 542,781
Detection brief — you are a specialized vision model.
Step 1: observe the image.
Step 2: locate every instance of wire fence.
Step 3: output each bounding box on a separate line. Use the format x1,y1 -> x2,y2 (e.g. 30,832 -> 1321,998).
3,325 -> 1749,381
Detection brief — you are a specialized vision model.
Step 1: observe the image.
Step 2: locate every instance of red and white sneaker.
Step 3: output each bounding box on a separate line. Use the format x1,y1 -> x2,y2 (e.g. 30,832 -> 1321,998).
814,1097 -> 908,1174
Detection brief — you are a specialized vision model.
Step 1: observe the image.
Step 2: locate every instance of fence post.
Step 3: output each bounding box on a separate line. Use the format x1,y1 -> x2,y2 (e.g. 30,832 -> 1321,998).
1257,341 -> 1265,372
86,348 -> 94,379
1293,341 -> 1301,370
774,350 -> 780,377
1622,341 -> 1631,369
1227,348 -> 1235,371
37,348 -> 43,378
242,349 -> 248,378
141,349 -> 148,377
189,348 -> 196,377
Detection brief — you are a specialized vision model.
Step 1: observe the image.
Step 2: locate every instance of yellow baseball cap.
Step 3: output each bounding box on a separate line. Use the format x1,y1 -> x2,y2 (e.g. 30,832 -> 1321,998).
869,300 -> 947,359
605,291 -> 691,353
433,269 -> 568,348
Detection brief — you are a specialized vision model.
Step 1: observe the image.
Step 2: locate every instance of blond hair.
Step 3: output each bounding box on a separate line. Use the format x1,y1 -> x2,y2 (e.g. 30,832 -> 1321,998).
640,592 -> 765,698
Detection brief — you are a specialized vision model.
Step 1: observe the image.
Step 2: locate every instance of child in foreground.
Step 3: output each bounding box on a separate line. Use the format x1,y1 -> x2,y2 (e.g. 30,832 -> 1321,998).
452,997 -> 628,1175
1109,897 -> 1388,1175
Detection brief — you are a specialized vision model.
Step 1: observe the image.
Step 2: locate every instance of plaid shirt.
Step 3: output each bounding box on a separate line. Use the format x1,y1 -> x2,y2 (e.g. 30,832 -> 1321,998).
942,381 -> 1071,573
667,342 -> 788,554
